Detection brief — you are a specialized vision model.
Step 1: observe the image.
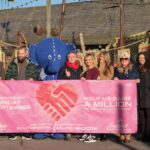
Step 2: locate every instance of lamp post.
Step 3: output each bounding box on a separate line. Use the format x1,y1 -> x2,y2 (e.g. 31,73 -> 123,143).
59,0 -> 66,39
46,0 -> 51,37
120,0 -> 124,47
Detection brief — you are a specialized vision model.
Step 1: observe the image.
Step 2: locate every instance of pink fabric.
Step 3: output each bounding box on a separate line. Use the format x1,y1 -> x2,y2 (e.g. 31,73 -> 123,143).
0,80 -> 137,133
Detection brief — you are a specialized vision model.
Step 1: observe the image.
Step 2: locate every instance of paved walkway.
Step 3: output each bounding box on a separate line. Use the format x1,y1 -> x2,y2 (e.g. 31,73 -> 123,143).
0,135 -> 149,150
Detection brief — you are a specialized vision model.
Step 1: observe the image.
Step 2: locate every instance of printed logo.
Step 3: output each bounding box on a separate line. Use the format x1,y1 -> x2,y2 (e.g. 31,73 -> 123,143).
36,83 -> 78,121
106,120 -> 129,132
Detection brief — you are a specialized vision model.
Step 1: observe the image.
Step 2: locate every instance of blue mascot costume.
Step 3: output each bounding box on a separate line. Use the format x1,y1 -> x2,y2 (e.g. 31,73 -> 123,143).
29,37 -> 76,139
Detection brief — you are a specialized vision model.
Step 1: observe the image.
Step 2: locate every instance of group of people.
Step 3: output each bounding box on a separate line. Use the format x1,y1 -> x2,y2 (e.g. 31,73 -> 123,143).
1,46 -> 150,143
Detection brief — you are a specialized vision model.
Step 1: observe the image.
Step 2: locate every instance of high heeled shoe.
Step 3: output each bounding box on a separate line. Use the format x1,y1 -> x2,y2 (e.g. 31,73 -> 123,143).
125,134 -> 131,143
120,134 -> 125,142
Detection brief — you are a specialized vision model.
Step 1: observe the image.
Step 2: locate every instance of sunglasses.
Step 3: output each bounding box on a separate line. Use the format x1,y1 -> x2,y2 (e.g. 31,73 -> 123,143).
120,58 -> 129,61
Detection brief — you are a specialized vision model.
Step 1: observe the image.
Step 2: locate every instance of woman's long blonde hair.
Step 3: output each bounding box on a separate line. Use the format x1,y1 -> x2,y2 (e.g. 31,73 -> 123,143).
98,51 -> 112,76
117,59 -> 133,74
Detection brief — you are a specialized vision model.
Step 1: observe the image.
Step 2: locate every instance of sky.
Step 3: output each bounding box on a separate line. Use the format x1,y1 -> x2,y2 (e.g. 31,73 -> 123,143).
0,0 -> 82,9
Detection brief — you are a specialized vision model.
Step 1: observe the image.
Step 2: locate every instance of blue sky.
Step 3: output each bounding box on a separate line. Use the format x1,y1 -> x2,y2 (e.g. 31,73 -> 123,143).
0,0 -> 81,9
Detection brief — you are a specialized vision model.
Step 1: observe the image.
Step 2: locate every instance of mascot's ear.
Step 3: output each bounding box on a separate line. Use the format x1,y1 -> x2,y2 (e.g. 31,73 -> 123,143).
29,43 -> 38,65
66,43 -> 77,53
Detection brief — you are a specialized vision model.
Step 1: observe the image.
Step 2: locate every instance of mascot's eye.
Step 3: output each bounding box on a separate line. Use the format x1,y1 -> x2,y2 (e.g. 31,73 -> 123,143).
48,55 -> 52,60
57,54 -> 61,60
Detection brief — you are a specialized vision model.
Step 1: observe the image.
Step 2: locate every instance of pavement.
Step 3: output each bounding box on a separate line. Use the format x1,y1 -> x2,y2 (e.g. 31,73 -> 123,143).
0,134 -> 150,150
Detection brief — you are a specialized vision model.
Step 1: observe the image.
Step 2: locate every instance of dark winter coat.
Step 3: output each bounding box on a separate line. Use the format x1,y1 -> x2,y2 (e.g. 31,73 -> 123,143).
137,51 -> 150,108
5,58 -> 39,80
58,65 -> 83,80
114,66 -> 139,80
138,68 -> 150,108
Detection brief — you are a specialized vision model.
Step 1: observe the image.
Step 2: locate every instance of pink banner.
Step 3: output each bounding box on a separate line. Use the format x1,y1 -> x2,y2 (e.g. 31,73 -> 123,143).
0,80 -> 137,133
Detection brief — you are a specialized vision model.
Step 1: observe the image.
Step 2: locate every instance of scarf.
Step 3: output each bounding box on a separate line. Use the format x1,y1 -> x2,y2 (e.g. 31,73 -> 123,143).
66,60 -> 79,70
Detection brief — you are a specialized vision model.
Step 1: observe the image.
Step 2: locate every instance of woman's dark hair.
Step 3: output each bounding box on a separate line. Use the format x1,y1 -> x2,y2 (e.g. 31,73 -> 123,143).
136,52 -> 150,72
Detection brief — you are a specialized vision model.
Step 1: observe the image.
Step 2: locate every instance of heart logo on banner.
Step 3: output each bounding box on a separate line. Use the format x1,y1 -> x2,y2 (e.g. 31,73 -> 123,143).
36,83 -> 78,121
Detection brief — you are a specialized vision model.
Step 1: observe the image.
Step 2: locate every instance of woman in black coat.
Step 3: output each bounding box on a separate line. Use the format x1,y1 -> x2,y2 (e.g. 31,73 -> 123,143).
137,52 -> 150,142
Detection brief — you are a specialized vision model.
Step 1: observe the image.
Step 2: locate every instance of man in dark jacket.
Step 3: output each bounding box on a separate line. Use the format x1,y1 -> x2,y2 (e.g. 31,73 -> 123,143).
58,51 -> 83,140
5,47 -> 39,80
58,51 -> 83,80
5,47 -> 39,140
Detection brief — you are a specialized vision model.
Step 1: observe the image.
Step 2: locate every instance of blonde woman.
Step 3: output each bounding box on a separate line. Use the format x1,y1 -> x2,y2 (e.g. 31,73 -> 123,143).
81,53 -> 100,80
98,51 -> 114,80
114,51 -> 139,143
97,51 -> 114,141
79,54 -> 100,143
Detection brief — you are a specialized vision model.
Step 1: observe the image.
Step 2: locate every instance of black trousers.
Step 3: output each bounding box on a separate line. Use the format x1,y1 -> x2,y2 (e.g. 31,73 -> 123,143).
138,108 -> 150,141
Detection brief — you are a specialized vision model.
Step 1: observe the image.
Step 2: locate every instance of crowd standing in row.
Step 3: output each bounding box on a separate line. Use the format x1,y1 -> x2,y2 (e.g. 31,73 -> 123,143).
1,47 -> 150,143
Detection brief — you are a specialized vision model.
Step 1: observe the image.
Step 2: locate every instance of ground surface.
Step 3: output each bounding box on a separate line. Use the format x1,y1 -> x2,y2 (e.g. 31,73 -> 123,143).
0,134 -> 150,150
